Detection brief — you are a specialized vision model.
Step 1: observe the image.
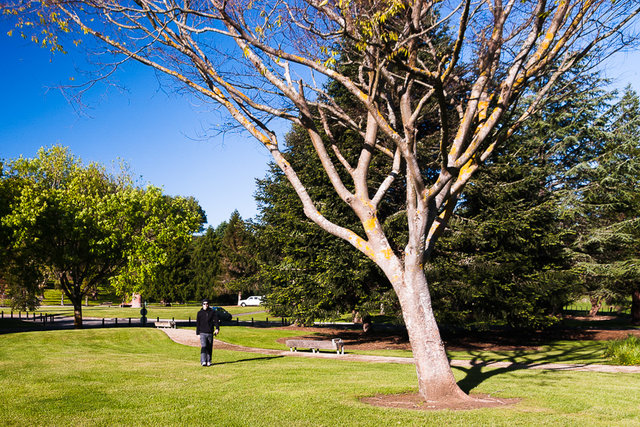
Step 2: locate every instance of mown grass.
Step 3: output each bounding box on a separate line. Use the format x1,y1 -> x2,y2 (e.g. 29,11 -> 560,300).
185,325 -> 613,367
0,305 -> 273,322
1,327 -> 639,426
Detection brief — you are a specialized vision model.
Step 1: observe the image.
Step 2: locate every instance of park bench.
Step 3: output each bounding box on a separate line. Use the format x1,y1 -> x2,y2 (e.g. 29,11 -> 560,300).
285,338 -> 344,355
154,320 -> 176,329
100,302 -> 113,306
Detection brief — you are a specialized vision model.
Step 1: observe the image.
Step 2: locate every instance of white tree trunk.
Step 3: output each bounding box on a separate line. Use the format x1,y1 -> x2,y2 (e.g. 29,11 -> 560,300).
394,264 -> 469,401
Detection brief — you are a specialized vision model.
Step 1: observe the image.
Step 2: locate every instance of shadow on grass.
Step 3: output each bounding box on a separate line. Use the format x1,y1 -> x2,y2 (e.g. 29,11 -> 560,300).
453,341 -> 606,393
0,318 -> 49,334
211,355 -> 284,366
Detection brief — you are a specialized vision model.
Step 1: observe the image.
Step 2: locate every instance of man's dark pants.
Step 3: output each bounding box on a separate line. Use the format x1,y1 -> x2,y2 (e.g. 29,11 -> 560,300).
200,333 -> 214,365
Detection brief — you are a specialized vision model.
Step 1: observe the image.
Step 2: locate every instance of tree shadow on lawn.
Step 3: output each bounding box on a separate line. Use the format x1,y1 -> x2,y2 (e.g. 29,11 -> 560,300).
453,341 -> 606,393
211,355 -> 284,366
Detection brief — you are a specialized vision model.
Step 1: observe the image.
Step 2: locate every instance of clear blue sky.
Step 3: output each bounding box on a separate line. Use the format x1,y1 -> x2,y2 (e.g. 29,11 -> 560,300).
0,22 -> 272,227
1,22 -> 639,227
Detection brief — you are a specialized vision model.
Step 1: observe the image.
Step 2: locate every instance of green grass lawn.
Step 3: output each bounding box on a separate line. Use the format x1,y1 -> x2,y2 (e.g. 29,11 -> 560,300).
1,326 -> 639,426
0,304 -> 275,322
213,326 -> 615,365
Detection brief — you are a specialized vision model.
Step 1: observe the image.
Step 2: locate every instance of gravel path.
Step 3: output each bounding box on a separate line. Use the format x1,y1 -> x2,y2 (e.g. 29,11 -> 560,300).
160,327 -> 640,373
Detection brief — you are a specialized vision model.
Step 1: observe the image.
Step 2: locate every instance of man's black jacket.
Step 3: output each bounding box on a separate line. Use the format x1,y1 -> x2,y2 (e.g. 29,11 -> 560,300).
196,308 -> 220,335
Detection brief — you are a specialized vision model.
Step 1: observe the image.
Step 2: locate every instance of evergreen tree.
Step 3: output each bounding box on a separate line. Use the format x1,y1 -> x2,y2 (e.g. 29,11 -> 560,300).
219,211 -> 259,302
567,87 -> 640,322
189,225 -> 225,301
428,73 -> 612,328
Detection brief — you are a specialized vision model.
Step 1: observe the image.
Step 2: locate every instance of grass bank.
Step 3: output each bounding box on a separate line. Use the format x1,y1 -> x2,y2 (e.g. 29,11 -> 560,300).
1,327 -> 639,426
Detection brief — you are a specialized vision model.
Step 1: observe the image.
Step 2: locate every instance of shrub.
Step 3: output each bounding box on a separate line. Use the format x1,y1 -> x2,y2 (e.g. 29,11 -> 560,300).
604,335 -> 640,365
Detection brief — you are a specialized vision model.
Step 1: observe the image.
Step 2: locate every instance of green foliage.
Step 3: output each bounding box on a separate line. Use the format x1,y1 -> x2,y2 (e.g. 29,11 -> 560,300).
426,73 -> 613,329
0,146 -> 204,323
564,86 -> 640,320
604,335 -> 640,366
188,225 -> 225,300
144,238 -> 194,304
219,210 -> 259,297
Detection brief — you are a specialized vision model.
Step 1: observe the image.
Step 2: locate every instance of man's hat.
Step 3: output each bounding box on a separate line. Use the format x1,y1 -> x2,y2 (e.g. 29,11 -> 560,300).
202,298 -> 210,304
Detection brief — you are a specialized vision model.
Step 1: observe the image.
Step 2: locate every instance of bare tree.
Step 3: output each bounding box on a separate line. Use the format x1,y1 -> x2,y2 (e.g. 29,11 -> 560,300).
6,0 -> 639,402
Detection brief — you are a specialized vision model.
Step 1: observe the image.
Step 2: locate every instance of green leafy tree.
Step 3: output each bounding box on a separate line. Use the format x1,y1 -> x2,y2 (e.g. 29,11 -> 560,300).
1,146 -> 204,326
0,164 -> 45,309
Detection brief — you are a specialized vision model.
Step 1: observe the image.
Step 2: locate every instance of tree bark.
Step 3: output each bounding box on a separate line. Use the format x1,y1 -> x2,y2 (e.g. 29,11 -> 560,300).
632,288 -> 640,325
71,299 -> 83,328
391,260 -> 470,402
588,296 -> 602,317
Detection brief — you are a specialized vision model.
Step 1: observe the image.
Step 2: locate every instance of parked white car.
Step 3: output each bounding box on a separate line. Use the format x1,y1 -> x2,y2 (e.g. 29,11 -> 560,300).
238,295 -> 263,307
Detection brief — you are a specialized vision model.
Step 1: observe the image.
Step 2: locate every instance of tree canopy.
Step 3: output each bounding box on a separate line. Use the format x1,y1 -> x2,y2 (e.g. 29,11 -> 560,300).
0,146 -> 205,326
564,87 -> 640,322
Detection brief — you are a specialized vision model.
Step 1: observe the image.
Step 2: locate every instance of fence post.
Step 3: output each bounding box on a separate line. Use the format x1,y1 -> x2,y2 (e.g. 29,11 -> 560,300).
251,318 -> 254,326
115,318 -> 118,326
102,318 -> 105,326
188,316 -> 191,325
129,318 -> 131,326
266,317 -> 269,325
236,317 -> 239,325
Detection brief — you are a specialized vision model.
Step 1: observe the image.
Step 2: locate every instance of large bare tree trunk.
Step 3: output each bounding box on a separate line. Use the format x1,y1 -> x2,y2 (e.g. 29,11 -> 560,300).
389,257 -> 470,402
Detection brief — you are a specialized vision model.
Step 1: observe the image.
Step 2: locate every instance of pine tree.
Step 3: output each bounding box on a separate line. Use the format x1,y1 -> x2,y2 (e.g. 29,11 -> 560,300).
568,87 -> 640,322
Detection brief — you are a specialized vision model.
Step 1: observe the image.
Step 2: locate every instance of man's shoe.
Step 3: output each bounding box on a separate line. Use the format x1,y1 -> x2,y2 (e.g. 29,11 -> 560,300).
206,362 -> 211,366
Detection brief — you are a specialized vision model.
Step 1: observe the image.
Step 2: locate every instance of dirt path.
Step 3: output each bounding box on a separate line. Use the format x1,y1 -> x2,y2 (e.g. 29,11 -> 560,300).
159,327 -> 640,373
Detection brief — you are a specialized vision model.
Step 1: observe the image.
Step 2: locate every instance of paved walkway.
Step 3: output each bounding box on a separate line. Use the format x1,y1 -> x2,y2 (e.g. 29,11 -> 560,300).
160,327 -> 640,374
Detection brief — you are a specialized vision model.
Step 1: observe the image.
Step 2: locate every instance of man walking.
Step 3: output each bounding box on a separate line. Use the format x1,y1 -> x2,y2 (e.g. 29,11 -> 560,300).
196,299 -> 220,366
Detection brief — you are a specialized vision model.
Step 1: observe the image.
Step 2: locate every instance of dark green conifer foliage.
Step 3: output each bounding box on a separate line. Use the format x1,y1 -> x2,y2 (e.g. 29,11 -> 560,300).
567,86 -> 640,322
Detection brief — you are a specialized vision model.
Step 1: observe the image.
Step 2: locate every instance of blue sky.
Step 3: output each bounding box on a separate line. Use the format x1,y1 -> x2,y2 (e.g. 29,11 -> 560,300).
0,23 -> 272,227
1,22 -> 639,227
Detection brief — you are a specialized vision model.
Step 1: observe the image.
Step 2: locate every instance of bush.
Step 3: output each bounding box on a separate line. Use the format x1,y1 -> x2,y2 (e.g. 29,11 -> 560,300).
604,335 -> 640,365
